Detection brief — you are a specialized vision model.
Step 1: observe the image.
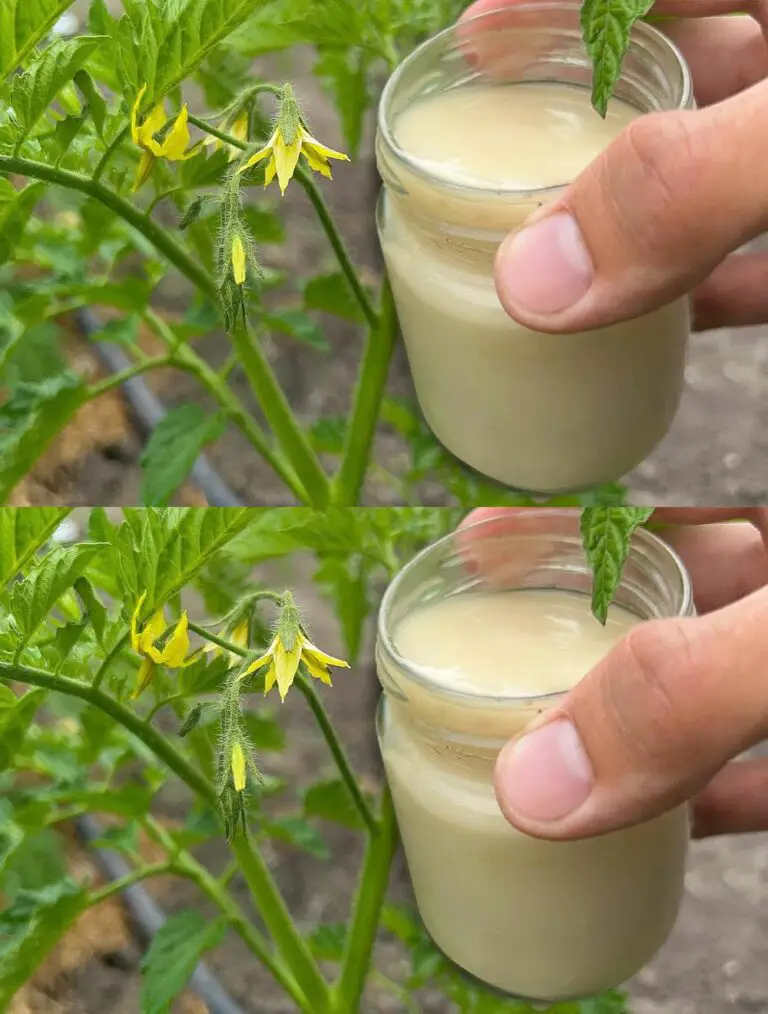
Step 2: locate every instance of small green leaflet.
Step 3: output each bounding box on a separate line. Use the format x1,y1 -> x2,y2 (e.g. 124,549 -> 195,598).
8,37 -> 102,143
0,507 -> 72,589
0,879 -> 86,1007
580,0 -> 655,117
0,181 -> 47,268
303,777 -> 366,830
140,910 -> 228,1014
0,0 -> 79,80
581,506 -> 654,623
139,405 -> 227,506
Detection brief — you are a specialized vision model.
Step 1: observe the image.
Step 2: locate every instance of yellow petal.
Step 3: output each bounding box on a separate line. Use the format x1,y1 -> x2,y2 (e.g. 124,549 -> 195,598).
232,116 -> 249,143
132,149 -> 156,192
130,591 -> 147,652
239,637 -> 276,681
303,640 -> 350,670
302,148 -> 333,179
236,129 -> 277,174
263,155 -> 277,189
133,656 -> 156,698
274,633 -> 301,700
152,104 -> 191,159
139,104 -> 167,150
303,654 -> 333,686
130,84 -> 147,146
273,132 -> 302,194
303,133 -> 349,163
231,742 -> 247,792
232,620 -> 250,650
159,612 -> 190,667
231,235 -> 247,286
141,610 -> 168,662
263,661 -> 277,696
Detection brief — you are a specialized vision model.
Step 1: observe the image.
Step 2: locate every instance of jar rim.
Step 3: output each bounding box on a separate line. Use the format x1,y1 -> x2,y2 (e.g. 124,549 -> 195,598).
377,1 -> 693,199
377,509 -> 693,706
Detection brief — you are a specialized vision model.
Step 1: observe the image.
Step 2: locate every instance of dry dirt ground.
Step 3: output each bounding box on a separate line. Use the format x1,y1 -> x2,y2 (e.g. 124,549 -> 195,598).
12,546 -> 768,1014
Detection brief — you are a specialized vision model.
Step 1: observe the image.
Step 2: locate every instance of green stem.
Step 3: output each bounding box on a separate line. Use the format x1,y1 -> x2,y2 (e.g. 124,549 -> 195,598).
187,622 -> 376,836
333,278 -> 398,505
87,861 -> 176,905
295,169 -> 378,330
86,354 -> 173,399
1,661 -> 329,1013
93,125 -> 130,182
187,115 -> 377,330
142,309 -> 308,502
334,786 -> 398,1013
296,674 -> 379,836
231,322 -> 330,507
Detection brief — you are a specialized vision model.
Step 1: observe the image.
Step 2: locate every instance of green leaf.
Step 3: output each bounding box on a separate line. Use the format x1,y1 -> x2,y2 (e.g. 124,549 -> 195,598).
7,543 -> 106,649
8,36 -> 102,143
73,70 -> 108,140
0,879 -> 86,1007
265,308 -> 329,351
303,272 -> 366,324
0,0 -> 79,79
0,688 -> 47,772
313,556 -> 369,661
303,778 -> 365,830
91,820 -> 140,856
0,181 -> 47,267
0,372 -> 87,503
140,406 -> 227,507
88,314 -> 141,347
307,922 -> 347,963
0,805 -> 24,878
0,507 -> 73,589
580,506 -> 654,623
314,49 -> 370,157
140,910 -> 228,1014
242,710 -> 285,751
581,0 -> 654,116
264,815 -> 329,859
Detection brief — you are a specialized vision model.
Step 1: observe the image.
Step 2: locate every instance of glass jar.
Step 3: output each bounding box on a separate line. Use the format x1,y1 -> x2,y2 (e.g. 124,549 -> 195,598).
376,3 -> 694,493
376,510 -> 694,1001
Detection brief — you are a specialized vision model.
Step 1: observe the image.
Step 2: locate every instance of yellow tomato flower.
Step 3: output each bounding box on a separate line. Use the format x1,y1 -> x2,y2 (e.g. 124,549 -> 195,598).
130,592 -> 193,697
237,84 -> 348,194
205,113 -> 249,158
231,234 -> 247,285
130,84 -> 199,191
242,628 -> 349,702
231,742 -> 247,792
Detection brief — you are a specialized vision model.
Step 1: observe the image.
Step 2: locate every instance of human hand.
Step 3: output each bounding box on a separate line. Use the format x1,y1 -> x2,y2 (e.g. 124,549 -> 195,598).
461,0 -> 768,334
461,507 -> 768,840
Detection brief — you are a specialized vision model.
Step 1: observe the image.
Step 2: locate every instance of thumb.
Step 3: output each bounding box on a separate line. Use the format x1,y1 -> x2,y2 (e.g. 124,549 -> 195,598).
493,81 -> 768,332
494,586 -> 768,839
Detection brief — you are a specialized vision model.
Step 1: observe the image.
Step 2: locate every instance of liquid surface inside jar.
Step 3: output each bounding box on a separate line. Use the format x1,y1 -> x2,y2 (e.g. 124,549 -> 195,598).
394,587 -> 639,697
393,82 -> 639,191
379,586 -> 689,1001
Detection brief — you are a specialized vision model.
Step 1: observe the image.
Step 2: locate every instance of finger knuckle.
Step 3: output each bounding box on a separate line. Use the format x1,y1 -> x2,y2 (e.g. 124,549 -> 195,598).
602,619 -> 696,765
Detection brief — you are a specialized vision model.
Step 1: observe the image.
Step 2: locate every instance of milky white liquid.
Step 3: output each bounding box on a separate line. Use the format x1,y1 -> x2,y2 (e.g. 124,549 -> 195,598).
379,589 -> 689,1000
379,83 -> 690,492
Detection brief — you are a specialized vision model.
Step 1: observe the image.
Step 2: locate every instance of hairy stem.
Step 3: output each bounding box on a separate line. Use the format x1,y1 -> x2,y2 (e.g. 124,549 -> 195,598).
187,115 -> 377,330
0,661 -> 329,1013
334,786 -> 398,1012
333,278 -> 398,505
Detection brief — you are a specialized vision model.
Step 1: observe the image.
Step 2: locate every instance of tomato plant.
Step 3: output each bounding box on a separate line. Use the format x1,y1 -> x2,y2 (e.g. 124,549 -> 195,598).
0,0 -> 640,509
0,505 -> 634,1012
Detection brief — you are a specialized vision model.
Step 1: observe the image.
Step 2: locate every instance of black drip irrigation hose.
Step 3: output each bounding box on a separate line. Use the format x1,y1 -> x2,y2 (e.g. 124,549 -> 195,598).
72,309 -> 253,1013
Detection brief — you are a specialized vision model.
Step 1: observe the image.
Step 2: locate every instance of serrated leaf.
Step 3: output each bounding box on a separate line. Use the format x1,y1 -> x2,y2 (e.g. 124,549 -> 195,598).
265,308 -> 329,351
9,36 -> 102,143
140,910 -> 228,1014
581,0 -> 654,116
0,507 -> 73,589
73,69 -> 108,139
303,272 -> 367,324
7,543 -> 106,649
0,879 -> 86,1006
581,506 -> 654,623
303,778 -> 365,830
0,371 -> 87,503
140,406 -> 227,507
0,0 -> 79,80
